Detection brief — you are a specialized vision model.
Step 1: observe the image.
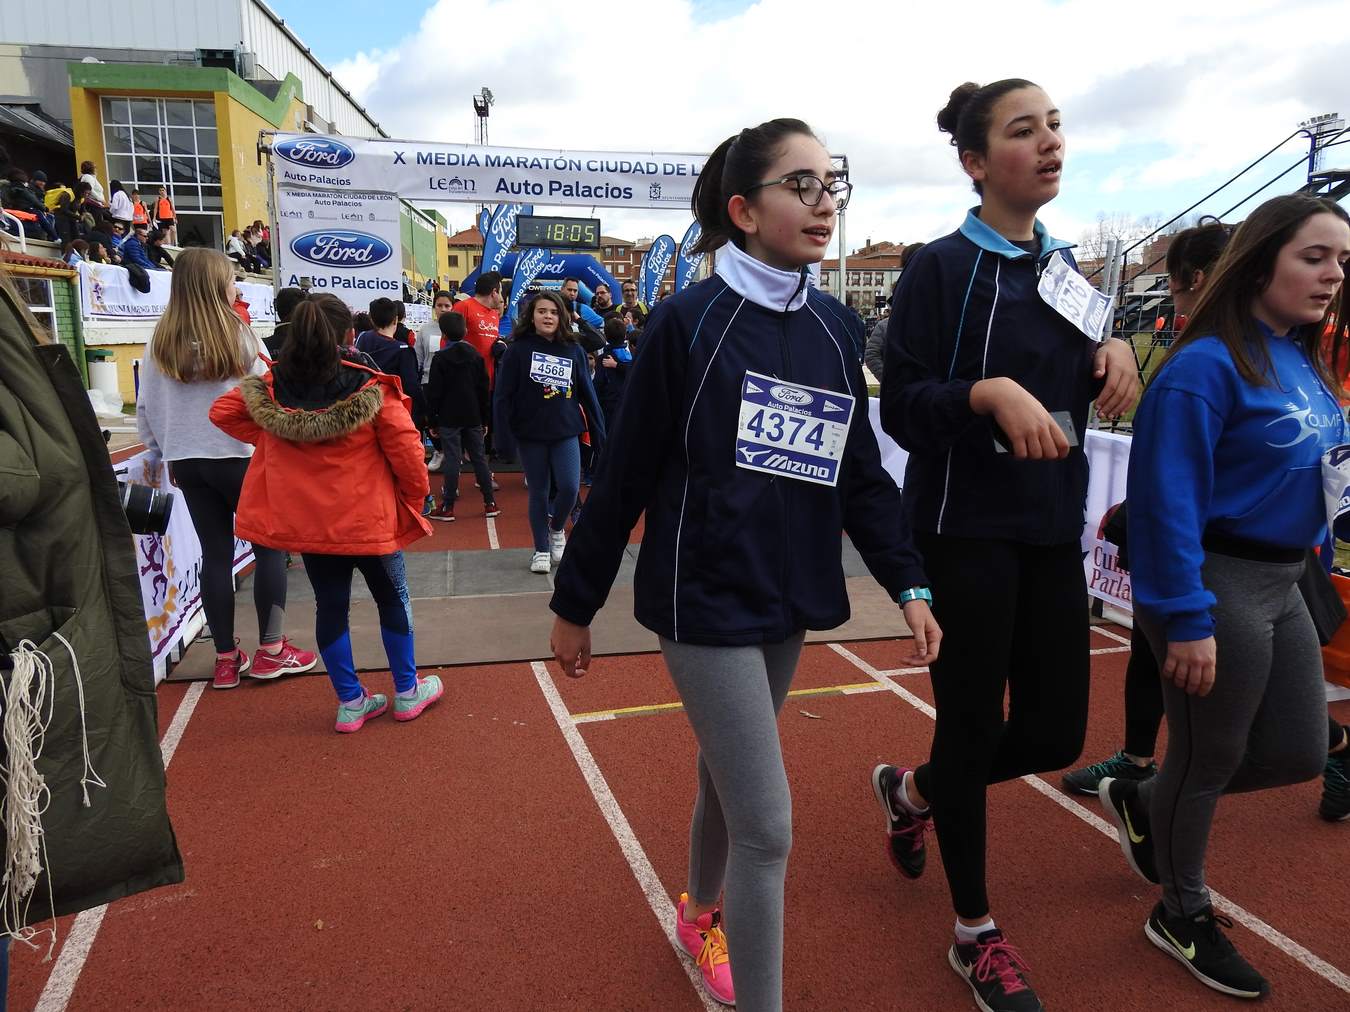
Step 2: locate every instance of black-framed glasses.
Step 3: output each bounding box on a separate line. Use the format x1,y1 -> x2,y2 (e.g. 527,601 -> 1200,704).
744,173 -> 852,211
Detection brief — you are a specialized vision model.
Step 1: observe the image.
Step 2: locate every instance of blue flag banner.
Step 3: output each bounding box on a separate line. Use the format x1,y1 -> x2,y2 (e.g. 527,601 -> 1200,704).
507,247 -> 553,331
642,235 -> 676,305
482,203 -> 532,280
478,207 -> 490,239
675,221 -> 705,292
636,247 -> 651,307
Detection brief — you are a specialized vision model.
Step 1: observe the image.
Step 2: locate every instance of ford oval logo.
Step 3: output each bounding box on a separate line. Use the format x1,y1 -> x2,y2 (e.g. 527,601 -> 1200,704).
771,384 -> 813,406
290,231 -> 392,268
275,136 -> 356,169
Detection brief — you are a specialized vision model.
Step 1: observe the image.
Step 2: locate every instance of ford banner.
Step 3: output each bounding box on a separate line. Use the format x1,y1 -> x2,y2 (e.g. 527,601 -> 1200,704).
275,186 -> 403,311
642,234 -> 676,305
271,134 -> 709,210
482,203 -> 532,280
507,247 -> 553,331
675,221 -> 705,292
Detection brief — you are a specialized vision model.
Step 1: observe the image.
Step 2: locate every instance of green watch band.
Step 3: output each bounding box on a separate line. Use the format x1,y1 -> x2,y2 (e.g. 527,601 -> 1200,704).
899,587 -> 932,606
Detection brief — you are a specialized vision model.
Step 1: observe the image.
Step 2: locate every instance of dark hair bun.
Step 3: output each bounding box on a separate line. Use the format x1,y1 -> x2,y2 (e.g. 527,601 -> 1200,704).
937,82 -> 980,141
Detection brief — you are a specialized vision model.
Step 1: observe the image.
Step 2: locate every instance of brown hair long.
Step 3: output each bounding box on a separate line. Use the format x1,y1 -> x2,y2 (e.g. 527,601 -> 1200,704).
511,290 -> 575,344
1154,194 -> 1350,394
149,248 -> 254,382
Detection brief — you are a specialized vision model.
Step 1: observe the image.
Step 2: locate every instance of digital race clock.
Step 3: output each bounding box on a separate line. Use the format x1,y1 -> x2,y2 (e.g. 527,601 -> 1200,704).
516,215 -> 602,250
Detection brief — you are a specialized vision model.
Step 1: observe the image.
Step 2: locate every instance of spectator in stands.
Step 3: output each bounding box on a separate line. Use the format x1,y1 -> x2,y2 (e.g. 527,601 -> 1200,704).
131,188 -> 149,228
78,160 -> 105,206
62,238 -> 89,266
87,240 -> 111,264
154,186 -> 176,245
146,227 -> 175,270
119,222 -> 160,272
108,180 -> 134,226
265,287 -> 307,359
1,168 -> 59,241
244,227 -> 270,269
72,180 -> 97,221
51,189 -> 80,245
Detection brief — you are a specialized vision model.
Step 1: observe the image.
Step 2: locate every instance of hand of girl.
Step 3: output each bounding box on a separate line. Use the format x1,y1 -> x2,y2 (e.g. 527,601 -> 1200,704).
1163,636 -> 1216,696
900,600 -> 942,665
1093,339 -> 1141,419
970,377 -> 1069,460
551,615 -> 592,679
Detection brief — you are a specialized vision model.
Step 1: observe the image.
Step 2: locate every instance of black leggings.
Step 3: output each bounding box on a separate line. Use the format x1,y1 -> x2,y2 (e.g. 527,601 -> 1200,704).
1122,613 -> 1343,756
169,457 -> 287,654
911,534 -> 1090,919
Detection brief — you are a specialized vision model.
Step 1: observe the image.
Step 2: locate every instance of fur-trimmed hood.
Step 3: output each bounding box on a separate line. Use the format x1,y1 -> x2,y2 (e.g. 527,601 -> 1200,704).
239,372 -> 384,443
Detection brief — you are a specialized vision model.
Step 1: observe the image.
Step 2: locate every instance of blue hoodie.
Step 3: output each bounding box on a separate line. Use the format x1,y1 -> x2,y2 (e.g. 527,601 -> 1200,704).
550,241 -> 925,645
881,209 -> 1106,545
1128,325 -> 1347,641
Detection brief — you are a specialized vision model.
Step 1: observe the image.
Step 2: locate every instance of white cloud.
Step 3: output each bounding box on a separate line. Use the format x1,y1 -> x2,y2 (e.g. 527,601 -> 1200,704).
321,0 -> 1350,250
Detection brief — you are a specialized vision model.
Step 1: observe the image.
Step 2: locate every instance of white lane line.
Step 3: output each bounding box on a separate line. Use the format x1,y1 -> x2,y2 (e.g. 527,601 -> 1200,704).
827,642 -> 1350,996
1091,625 -> 1132,646
486,516 -> 500,551
573,712 -> 617,724
36,681 -> 207,1012
1091,646 -> 1131,656
529,662 -> 719,1012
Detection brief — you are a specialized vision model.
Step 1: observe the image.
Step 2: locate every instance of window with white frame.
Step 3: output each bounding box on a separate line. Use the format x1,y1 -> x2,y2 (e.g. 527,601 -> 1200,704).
101,97 -> 221,214
14,277 -> 56,341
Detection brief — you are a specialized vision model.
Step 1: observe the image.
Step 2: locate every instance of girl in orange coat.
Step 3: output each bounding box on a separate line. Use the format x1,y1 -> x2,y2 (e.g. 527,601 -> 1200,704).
211,294 -> 443,732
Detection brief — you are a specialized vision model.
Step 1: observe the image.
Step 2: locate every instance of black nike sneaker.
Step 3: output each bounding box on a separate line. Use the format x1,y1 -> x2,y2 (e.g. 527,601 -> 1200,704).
1062,749 -> 1157,797
1320,737 -> 1350,822
1145,902 -> 1270,999
1099,776 -> 1159,884
949,928 -> 1044,1012
870,764 -> 931,879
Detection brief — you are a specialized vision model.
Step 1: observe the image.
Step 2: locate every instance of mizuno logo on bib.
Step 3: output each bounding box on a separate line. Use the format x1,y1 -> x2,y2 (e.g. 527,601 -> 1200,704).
735,371 -> 854,487
529,350 -> 573,388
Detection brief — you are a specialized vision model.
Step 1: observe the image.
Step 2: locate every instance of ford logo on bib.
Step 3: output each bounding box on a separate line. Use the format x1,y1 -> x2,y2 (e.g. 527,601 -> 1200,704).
290,231 -> 393,268
770,384 -> 814,407
274,137 -> 356,169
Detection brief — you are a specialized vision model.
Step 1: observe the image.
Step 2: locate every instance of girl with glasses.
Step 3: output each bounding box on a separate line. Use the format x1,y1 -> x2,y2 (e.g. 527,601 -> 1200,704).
872,79 -> 1139,1012
548,117 -> 939,1011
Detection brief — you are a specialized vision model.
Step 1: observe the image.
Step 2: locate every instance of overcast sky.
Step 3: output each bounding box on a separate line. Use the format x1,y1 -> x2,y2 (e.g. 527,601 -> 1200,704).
272,0 -> 1349,255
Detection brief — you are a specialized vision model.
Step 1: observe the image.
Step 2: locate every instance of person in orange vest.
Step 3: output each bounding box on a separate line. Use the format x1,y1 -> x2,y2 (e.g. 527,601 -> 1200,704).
154,186 -> 177,245
131,188 -> 150,228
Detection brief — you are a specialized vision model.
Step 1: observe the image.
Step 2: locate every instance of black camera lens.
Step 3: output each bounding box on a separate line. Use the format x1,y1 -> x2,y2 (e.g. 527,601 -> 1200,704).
116,480 -> 174,535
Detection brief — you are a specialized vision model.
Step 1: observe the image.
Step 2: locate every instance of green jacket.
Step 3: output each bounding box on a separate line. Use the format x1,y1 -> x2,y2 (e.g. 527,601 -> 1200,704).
0,280 -> 182,924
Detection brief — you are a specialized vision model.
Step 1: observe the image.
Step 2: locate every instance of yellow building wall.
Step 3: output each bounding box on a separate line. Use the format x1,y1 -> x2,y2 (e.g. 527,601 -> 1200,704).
218,92 -> 307,235
68,86 -> 107,183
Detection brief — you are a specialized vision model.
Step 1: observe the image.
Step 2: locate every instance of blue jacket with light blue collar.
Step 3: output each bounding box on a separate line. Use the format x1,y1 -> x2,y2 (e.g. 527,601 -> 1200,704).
881,209 -> 1105,545
1128,327 -> 1348,641
550,241 -> 927,645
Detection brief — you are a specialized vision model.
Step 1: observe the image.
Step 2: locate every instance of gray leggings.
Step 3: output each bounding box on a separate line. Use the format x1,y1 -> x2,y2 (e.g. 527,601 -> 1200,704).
660,633 -> 806,1012
1137,551 -> 1327,918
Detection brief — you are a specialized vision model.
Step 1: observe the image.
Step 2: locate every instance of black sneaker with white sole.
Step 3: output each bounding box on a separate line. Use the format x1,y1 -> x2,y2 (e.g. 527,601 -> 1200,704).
870,764 -> 931,879
1098,776 -> 1158,884
1145,902 -> 1270,999
949,929 -> 1044,1012
1061,749 -> 1157,796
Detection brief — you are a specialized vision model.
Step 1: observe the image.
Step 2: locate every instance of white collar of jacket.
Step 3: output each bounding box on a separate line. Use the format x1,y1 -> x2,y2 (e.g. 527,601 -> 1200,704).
714,240 -> 812,312
959,208 -> 1075,261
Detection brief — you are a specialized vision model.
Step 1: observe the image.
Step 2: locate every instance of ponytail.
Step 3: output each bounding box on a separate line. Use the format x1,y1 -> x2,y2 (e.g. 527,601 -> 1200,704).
275,296 -> 348,388
689,118 -> 817,255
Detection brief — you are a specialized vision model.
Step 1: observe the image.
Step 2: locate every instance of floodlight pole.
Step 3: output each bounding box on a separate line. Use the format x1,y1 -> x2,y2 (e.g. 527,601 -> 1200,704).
473,87 -> 495,216
1299,112 -> 1345,180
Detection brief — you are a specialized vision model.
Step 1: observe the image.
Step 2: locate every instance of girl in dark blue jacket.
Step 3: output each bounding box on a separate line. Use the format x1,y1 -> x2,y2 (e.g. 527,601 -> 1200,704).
549,118 -> 940,1012
495,290 -> 605,574
874,79 -> 1139,1012
1100,195 -> 1350,999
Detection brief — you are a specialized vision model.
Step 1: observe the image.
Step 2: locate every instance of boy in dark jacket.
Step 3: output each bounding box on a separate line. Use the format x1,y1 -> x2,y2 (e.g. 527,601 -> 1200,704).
426,312 -> 498,522
592,315 -> 633,431
355,297 -> 426,424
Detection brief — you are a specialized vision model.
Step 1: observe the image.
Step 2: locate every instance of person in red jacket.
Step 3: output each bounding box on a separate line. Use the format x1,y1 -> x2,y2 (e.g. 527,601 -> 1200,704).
210,294 -> 443,732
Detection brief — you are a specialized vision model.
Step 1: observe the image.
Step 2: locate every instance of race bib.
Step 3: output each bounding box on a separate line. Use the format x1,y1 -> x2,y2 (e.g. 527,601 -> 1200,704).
1322,444 -> 1350,537
529,350 -> 573,388
1038,251 -> 1111,342
735,371 -> 855,487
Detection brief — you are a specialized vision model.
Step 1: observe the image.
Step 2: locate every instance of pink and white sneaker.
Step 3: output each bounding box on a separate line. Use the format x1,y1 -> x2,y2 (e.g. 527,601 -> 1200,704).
250,638 -> 318,679
212,646 -> 250,690
676,892 -> 735,1006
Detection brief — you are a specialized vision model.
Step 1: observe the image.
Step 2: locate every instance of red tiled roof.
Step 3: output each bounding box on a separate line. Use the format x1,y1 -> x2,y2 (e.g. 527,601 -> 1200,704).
1,249 -> 72,271
447,228 -> 484,245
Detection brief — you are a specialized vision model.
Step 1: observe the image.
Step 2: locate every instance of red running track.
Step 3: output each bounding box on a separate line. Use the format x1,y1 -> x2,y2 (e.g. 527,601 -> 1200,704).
10,627 -> 1350,1010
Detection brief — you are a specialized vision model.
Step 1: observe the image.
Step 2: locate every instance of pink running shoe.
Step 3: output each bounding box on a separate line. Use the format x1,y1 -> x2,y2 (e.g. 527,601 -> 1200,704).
212,645 -> 250,689
250,638 -> 319,679
676,893 -> 735,1006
